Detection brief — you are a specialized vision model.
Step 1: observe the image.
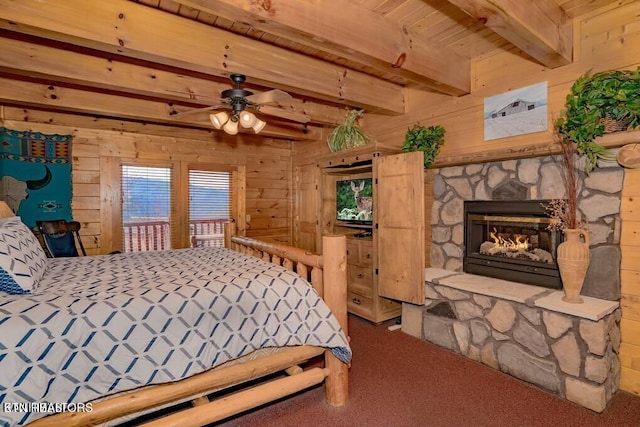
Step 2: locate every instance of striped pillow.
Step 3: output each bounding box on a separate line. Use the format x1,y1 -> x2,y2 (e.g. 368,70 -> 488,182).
0,217 -> 48,294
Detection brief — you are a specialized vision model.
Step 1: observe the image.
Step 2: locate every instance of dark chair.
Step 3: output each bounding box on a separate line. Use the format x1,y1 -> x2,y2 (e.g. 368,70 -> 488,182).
33,219 -> 87,257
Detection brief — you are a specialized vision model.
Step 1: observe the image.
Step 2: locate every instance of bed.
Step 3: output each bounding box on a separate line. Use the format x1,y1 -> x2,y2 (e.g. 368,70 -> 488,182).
0,218 -> 350,426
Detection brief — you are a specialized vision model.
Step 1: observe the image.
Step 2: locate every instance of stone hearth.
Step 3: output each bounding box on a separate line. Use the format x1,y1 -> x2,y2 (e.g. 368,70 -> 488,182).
404,268 -> 621,412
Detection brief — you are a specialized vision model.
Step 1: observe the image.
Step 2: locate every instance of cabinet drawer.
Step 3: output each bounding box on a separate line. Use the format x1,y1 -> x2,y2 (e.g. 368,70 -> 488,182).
346,240 -> 360,263
348,280 -> 373,298
380,296 -> 401,312
346,238 -> 373,266
358,243 -> 373,265
349,265 -> 372,286
347,291 -> 373,317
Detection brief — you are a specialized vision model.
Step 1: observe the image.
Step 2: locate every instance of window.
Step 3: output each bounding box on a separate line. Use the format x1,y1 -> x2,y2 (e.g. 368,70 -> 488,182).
121,165 -> 172,252
189,169 -> 232,248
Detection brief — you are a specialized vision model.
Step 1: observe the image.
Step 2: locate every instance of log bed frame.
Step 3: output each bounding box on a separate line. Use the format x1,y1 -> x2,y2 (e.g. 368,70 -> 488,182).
28,222 -> 349,427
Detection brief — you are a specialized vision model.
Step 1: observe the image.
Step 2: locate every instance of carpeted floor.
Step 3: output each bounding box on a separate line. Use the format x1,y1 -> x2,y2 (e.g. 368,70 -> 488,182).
216,314 -> 640,427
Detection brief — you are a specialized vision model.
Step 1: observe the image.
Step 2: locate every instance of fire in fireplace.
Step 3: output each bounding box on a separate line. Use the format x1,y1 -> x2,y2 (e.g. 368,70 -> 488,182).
464,200 -> 562,289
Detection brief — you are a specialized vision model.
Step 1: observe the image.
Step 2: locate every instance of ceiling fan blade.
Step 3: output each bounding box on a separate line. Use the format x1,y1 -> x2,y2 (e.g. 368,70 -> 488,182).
246,89 -> 292,106
258,105 -> 311,123
169,104 -> 228,118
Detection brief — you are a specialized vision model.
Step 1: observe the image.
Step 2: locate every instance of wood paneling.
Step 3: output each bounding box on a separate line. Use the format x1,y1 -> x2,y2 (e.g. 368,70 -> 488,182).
622,270 -> 640,296
622,168 -> 640,395
293,163 -> 320,252
1,117 -> 293,253
620,343 -> 640,370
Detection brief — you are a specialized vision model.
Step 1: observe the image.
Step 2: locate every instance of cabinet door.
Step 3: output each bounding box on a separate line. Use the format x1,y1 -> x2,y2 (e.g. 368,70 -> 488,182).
375,151 -> 425,304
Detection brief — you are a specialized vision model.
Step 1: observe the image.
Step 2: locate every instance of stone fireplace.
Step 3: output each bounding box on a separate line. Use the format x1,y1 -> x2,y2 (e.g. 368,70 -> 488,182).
403,153 -> 625,412
464,200 -> 562,289
430,154 -> 623,301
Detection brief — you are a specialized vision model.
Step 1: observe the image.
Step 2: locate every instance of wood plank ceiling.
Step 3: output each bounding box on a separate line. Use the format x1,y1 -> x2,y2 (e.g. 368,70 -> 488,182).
0,0 -> 624,140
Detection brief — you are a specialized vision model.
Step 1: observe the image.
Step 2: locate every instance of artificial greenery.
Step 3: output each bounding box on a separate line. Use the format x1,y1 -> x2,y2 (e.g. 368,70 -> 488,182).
327,109 -> 370,152
555,67 -> 640,173
402,124 -> 446,168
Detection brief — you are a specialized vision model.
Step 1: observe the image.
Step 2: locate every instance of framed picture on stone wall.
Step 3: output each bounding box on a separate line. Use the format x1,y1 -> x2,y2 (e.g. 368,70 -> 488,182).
484,82 -> 548,141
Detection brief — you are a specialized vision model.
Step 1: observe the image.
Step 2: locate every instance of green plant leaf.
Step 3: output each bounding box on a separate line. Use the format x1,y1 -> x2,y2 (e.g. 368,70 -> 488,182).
402,124 -> 446,168
556,67 -> 640,173
327,109 -> 370,152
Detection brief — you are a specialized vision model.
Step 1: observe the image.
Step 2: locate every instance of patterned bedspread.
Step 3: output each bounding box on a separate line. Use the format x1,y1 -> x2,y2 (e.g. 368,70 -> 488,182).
0,247 -> 351,426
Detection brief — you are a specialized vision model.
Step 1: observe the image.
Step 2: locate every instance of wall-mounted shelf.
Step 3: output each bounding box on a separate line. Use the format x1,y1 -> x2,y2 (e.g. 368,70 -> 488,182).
433,130 -> 640,168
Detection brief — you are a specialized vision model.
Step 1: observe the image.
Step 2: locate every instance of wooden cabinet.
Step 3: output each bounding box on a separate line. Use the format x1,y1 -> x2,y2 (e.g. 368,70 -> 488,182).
316,150 -> 425,323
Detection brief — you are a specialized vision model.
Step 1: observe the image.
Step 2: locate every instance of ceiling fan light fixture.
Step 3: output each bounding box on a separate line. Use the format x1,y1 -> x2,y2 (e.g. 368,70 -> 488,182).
252,118 -> 267,134
239,110 -> 257,128
210,111 -> 229,129
223,117 -> 239,135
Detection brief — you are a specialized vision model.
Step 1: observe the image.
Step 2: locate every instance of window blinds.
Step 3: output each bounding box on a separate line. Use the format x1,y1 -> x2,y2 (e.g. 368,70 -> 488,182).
121,165 -> 172,252
188,169 -> 231,248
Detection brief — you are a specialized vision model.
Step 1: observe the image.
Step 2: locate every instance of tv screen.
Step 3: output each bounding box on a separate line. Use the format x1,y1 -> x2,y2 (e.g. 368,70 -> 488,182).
336,178 -> 373,224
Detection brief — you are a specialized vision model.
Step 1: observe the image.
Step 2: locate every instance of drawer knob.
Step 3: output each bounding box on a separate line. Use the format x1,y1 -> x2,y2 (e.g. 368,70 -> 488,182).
366,253 -> 371,259
352,297 -> 361,305
357,273 -> 363,279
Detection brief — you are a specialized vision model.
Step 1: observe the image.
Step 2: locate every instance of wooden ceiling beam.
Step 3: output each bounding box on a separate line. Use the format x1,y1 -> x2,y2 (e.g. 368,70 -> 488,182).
0,0 -> 405,114
446,0 -> 572,68
0,77 -> 318,140
172,0 -> 470,96
0,35 -> 348,126
1,108 -> 248,143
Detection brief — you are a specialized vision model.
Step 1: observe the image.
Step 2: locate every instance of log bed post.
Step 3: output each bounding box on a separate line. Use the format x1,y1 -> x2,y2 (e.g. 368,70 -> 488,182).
223,221 -> 235,250
321,234 -> 349,407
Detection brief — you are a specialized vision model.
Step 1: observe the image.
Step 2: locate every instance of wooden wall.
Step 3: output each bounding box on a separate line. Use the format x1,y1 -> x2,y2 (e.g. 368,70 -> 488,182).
366,2 -> 640,161
1,108 -> 293,253
362,2 -> 640,397
621,169 -> 640,394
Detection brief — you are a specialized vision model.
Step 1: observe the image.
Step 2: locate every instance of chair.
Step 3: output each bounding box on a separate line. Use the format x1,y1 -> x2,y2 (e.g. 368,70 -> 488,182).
33,219 -> 87,257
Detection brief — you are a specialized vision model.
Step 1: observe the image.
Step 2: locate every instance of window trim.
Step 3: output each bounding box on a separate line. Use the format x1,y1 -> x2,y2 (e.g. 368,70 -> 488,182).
109,160 -> 246,252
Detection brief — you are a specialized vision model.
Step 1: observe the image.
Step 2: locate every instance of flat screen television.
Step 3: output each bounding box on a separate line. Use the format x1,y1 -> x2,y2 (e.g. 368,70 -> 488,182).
336,178 -> 373,225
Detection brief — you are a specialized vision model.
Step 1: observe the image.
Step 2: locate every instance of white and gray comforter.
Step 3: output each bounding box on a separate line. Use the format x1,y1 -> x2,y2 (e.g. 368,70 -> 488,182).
0,247 -> 351,426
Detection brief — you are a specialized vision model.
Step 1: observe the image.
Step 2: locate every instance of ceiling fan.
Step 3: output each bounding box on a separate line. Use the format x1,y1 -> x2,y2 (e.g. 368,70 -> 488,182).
169,73 -> 310,134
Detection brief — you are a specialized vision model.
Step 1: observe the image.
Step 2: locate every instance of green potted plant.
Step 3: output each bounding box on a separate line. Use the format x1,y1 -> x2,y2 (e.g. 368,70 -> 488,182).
555,67 -> 640,173
327,109 -> 370,152
402,124 -> 445,168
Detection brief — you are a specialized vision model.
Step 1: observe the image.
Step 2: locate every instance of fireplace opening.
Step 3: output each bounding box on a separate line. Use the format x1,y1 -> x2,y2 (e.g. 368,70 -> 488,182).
464,200 -> 562,289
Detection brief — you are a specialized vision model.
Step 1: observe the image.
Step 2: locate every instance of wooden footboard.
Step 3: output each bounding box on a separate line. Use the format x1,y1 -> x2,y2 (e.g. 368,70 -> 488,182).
225,222 -> 349,408
28,224 -> 348,427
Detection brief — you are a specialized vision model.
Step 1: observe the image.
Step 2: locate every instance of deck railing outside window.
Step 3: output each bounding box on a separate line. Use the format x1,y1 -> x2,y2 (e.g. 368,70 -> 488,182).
123,221 -> 170,252
189,219 -> 228,248
123,218 -> 229,252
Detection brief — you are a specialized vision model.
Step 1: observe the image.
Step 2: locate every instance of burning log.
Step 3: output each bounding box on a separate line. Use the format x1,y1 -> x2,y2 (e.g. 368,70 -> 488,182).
479,241 -> 553,264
